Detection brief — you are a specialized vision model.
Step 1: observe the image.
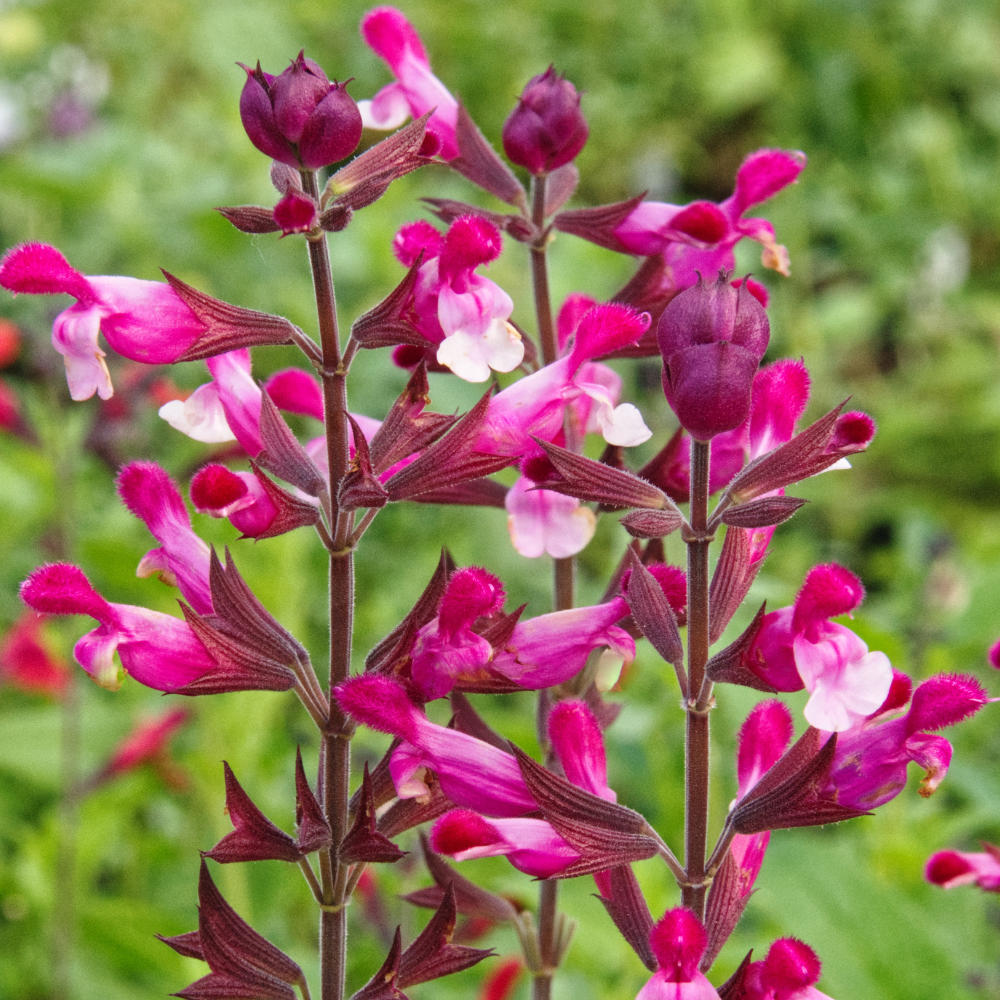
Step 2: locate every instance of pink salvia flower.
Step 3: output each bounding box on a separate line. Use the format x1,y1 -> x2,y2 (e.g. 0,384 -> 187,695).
745,563 -> 893,732
989,637 -> 1000,670
636,908 -> 721,1000
926,844 -> 1000,892
20,564 -> 217,692
0,611 -> 70,697
190,464 -> 280,538
335,674 -> 536,816
0,243 -> 206,400
492,598 -> 634,690
359,6 -> 460,158
733,938 -> 834,1000
431,809 -> 581,878
117,462 -> 213,615
479,302 -> 652,459
547,700 -> 616,802
505,474 -> 597,558
394,216 -> 522,382
158,348 -> 262,450
824,672 -> 989,810
615,149 -> 806,283
100,707 -> 189,778
410,567 -> 504,700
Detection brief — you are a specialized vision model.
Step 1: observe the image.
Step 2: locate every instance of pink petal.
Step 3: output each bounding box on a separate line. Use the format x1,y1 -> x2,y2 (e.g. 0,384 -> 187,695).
0,242 -> 94,300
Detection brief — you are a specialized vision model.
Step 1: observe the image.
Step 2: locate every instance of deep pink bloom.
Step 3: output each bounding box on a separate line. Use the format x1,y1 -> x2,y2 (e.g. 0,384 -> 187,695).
238,52 -> 362,169
502,66 -> 588,175
431,808 -> 581,878
100,707 -> 189,777
615,149 -> 805,283
190,464 -> 281,538
491,601 -> 634,691
736,938 -> 834,1000
479,302 -> 652,459
117,461 -> 213,615
547,700 -> 616,801
410,567 -> 504,700
824,672 -> 989,809
925,844 -> 1000,892
428,699 -> 615,877
159,348 -> 264,453
335,674 -> 536,816
0,243 -> 206,400
407,566 -> 633,699
731,699 -> 794,889
393,216 -> 522,382
0,611 -> 70,697
359,6 -> 460,158
657,273 -> 770,441
745,564 -> 893,732
504,475 -> 597,558
20,564 -> 217,692
989,637 -> 1000,670
636,909 -> 720,1000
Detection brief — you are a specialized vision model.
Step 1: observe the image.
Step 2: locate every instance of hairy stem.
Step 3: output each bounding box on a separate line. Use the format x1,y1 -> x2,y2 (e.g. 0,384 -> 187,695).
529,172 -> 570,1000
682,439 -> 712,918
302,169 -> 354,1000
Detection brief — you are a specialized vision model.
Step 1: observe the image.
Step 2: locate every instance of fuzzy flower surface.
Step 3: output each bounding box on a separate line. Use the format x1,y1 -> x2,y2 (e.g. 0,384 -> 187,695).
0,243 -> 206,400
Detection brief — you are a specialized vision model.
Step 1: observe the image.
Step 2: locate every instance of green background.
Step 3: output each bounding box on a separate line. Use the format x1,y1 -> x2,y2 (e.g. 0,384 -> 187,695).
2,0 -> 1000,997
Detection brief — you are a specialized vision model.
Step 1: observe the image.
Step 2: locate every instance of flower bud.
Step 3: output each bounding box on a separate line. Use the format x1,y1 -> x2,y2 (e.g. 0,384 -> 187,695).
502,66 -> 588,175
656,273 -> 770,441
239,52 -> 362,169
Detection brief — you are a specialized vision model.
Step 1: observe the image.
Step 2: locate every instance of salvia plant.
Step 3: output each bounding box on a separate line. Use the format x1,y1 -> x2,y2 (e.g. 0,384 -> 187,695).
2,7 -> 996,1000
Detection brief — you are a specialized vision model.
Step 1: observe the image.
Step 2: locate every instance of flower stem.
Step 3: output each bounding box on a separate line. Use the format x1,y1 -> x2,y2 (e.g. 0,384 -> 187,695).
528,171 -> 568,1000
682,439 -> 712,918
301,168 -> 354,1000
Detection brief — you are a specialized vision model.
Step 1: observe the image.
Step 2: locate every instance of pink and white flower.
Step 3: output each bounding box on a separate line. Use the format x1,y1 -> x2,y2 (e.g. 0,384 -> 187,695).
0,243 -> 206,401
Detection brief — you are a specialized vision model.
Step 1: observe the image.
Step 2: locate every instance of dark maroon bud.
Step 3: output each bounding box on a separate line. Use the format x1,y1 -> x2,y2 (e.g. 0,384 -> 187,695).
298,83 -> 363,168
238,53 -> 362,169
502,66 -> 588,175
656,272 -> 770,441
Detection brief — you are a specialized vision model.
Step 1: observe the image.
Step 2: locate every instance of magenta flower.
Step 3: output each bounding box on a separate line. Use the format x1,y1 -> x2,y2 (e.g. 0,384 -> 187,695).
635,909 -> 720,1000
428,699 -> 616,878
20,563 -> 218,692
159,348 -> 264,453
0,611 -> 70,698
710,700 -> 794,954
410,566 -> 504,700
392,216 -> 522,382
335,674 -> 537,816
406,566 -> 634,699
359,6 -> 460,158
504,474 -> 597,558
431,809 -> 581,878
99,707 -> 189,780
824,672 -> 989,810
925,843 -> 1000,892
478,301 -> 652,459
117,461 -> 213,615
491,600 -> 634,691
744,563 -> 893,732
614,148 -> 806,282
734,938 -> 834,1000
547,700 -> 616,802
0,243 -> 206,400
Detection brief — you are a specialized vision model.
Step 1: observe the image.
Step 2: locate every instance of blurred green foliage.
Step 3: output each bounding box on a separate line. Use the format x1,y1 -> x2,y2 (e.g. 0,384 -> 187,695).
2,0 -> 1000,997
